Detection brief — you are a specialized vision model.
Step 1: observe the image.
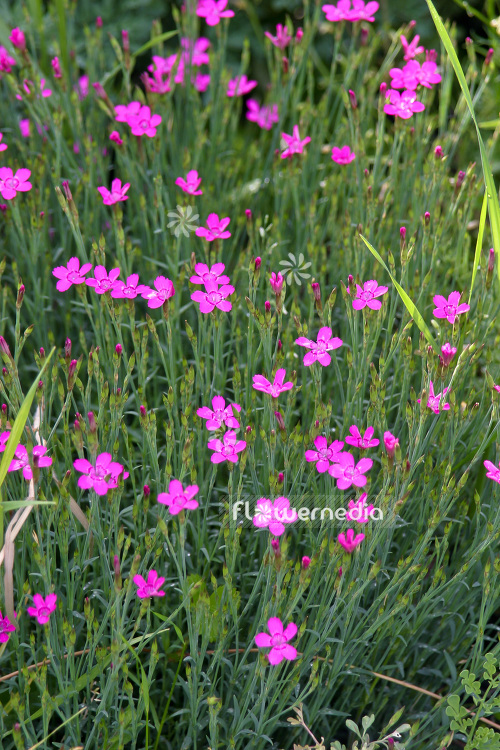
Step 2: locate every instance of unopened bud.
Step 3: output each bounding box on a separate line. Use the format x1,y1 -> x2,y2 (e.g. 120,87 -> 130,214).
485,48 -> 494,67
16,283 -> 25,309
434,145 -> 443,159
348,89 -> 357,109
296,28 -> 303,43
143,484 -> 150,496
282,56 -> 289,74
64,337 -> 72,361
88,411 -> 97,433
424,211 -> 430,225
278,471 -> 284,484
274,411 -> 285,430
302,555 -> 311,569
245,208 -> 252,221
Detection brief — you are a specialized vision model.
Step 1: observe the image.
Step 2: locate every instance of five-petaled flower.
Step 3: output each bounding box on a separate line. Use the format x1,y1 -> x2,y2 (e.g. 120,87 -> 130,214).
352,280 -> 388,310
0,46 -> 16,73
345,425 -> 379,449
133,570 -> 166,598
9,445 -> 52,480
440,343 -> 457,366
0,167 -> 32,200
264,23 -> 292,50
196,213 -> 232,241
417,381 -> 450,414
208,430 -> 246,463
175,170 -> 203,195
73,452 -> 129,495
253,368 -> 294,398
190,262 -> 230,287
158,479 -> 200,514
111,273 -> 151,300
322,0 -> 379,22
97,178 -> 130,205
281,125 -> 311,159
328,452 -> 373,489
305,436 -> 344,473
142,276 -> 175,308
346,493 -> 375,523
253,497 -> 298,536
197,396 -> 241,430
338,529 -> 365,552
331,145 -> 356,164
295,326 -> 343,366
227,75 -> 257,97
196,0 -> 235,26
86,265 -> 121,294
191,285 -> 234,313
127,105 -> 162,137
27,593 -> 57,625
400,33 -> 425,60
246,100 -> 279,130
383,88 -> 425,119
0,610 -> 16,642
255,617 -> 298,665
432,292 -> 470,324
52,257 -> 93,292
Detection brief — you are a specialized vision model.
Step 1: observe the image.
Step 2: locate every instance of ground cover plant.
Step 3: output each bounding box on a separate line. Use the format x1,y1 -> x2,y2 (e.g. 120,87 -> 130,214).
0,0 -> 500,748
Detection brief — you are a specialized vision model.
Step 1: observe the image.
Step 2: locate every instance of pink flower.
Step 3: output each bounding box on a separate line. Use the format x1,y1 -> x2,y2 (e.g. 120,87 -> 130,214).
389,61 -> 420,90
322,0 -> 379,22
194,73 -> 210,92
73,452 -> 129,495
8,445 -> 52,480
180,36 -> 211,66
400,33 -> 424,60
111,274 -> 151,300
191,285 -> 234,313
133,570 -> 166,598
0,134 -> 7,152
415,61 -> 441,88
383,89 -> 425,119
383,431 -> 399,457
86,266 -> 121,294
127,106 -> 162,137
0,431 -> 10,451
417,381 -> 450,414
190,262 -> 230,287
9,28 -> 26,51
0,610 -> 16,642
484,460 -> 500,484
0,167 -> 32,200
114,101 -> 142,123
255,617 -> 297,665
227,75 -> 257,97
346,493 -> 375,523
253,497 -> 298,536
0,46 -> 16,73
77,75 -> 89,99
246,100 -> 279,130
208,430 -> 246,464
27,593 -> 57,625
175,170 -> 203,195
338,529 -> 365,552
197,395 -> 241,430
270,272 -> 284,294
432,291 -> 470,324
97,178 -> 130,205
281,125 -> 311,159
305,436 -> 344,473
157,479 -> 199,515
252,368 -> 294,398
331,145 -> 356,164
109,131 -> 123,146
51,56 -> 62,78
52,257 -> 93,292
142,276 -> 175,308
19,119 -> 30,138
16,79 -> 52,99
265,24 -> 292,50
195,213 -> 231,241
440,343 -> 457,366
295,326 -> 343,366
302,555 -> 311,569
352,280 -> 388,310
328,453 -> 373,489
345,425 -> 379,449
196,0 -> 235,26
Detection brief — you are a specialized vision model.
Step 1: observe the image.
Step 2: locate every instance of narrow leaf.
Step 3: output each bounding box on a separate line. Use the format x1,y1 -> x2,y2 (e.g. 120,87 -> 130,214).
469,191 -> 488,304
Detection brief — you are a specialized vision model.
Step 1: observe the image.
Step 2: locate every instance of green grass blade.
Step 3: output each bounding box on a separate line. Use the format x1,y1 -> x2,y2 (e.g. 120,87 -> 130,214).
469,191 -> 488,305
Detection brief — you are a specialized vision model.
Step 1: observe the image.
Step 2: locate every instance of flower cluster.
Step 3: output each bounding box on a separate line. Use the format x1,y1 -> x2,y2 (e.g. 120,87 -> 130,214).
190,261 -> 234,313
143,37 -> 211,94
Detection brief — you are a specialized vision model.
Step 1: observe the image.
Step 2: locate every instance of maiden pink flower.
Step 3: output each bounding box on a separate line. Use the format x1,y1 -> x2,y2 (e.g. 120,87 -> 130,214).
111,273 -> 151,300
19,119 -> 30,138
295,326 -> 343,366
196,213 -> 232,241
246,100 -> 279,130
0,610 -> 16,642
432,291 -> 470,324
52,257 -> 93,292
0,431 -> 10,451
383,430 -> 399,457
400,33 -> 424,60
8,445 -> 52,480
191,285 -> 234,313
265,24 -> 292,50
255,617 -> 297,665
190,262 -> 230,287
73,452 -> 129,495
196,0 -> 235,26
27,593 -> 57,625
227,75 -> 258,97
16,79 -> 52,99
114,101 -> 142,123
352,280 -> 388,310
346,493 -> 375,523
77,75 -> 89,99
51,56 -> 62,78
305,436 -> 344,473
417,381 -> 450,414
175,169 -> 203,195
133,570 -> 166,598
253,368 -> 294,398
345,425 -> 379,449
157,479 -> 199,514
197,396 -> 241,430
415,61 -> 441,88
328,452 -> 373,489
383,89 -> 425,119
484,460 -> 500,484
281,125 -> 311,159
0,134 -> 7,152
142,276 -> 175,308
0,168 -> 32,200
322,0 -> 379,22
9,28 -> 26,51
208,430 -> 246,463
331,145 -> 356,164
97,178 -> 130,205
109,131 -> 123,145
0,46 -> 16,73
440,343 -> 457,366
253,497 -> 298,536
389,61 -> 420,90
270,272 -> 284,294
127,105 -> 162,137
86,265 -> 121,294
338,529 -> 365,552
180,36 -> 211,66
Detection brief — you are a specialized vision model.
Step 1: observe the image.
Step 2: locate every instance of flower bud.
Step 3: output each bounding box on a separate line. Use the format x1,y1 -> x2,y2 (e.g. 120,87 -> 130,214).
379,82 -> 387,95
9,28 -> 26,51
485,48 -> 494,67
360,27 -> 368,45
51,56 -> 62,78
384,430 -> 399,459
296,28 -> 303,43
282,56 -> 289,74
488,247 -> 495,272
434,145 -> 443,159
16,283 -> 25,309
424,211 -> 430,225
278,471 -> 284,484
88,411 -> 97,433
302,555 -> 311,569
348,89 -> 357,109
96,16 -> 103,28
245,208 -> 252,221
143,484 -> 150,496
64,337 -> 72,361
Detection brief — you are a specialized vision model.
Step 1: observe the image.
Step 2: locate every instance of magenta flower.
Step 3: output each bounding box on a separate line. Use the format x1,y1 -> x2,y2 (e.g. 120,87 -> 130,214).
133,570 -> 166,598
51,56 -> 62,78
253,369 -> 294,398
281,126 -> 311,159
111,274 -> 151,300
400,33 -> 424,61
383,430 -> 399,457
484,460 -> 500,484
246,100 -> 279,130
0,46 -> 16,73
207,430 -> 246,464
0,168 -> 32,200
8,445 -> 52,481
305,436 -> 344,473
127,106 -> 162,137
389,61 -> 420,90
328,453 -> 373,489
338,529 -> 365,552
270,272 -> 284,294
27,593 -> 57,625
142,276 -> 175,308
383,89 -> 425,119
432,292 -> 470,324
0,431 -> 10,451
227,75 -> 257,97
77,75 -> 89,99
86,265 -> 121,294
441,343 -> 457,366
345,425 -> 379,449
52,257 -> 93,292
295,326 -> 343,366
157,479 -> 199,515
346,493 -> 375,523
255,617 -> 297,665
322,0 -> 379,22
0,610 -> 16,642
175,170 -> 203,195
115,101 -> 142,123
352,280 -> 388,310
9,28 -> 26,51
331,145 -> 356,164
190,262 -> 230,287
196,213 -> 232,241
16,79 -> 52,99
0,134 -> 7,152
253,497 -> 298,536
19,119 -> 30,138
415,61 -> 441,88
196,0 -> 235,26
191,285 -> 234,313
197,395 -> 241,430
73,452 -> 129,495
180,36 -> 211,67
110,131 -> 123,146
417,381 -> 450,414
264,24 -> 292,50
97,178 -> 130,205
